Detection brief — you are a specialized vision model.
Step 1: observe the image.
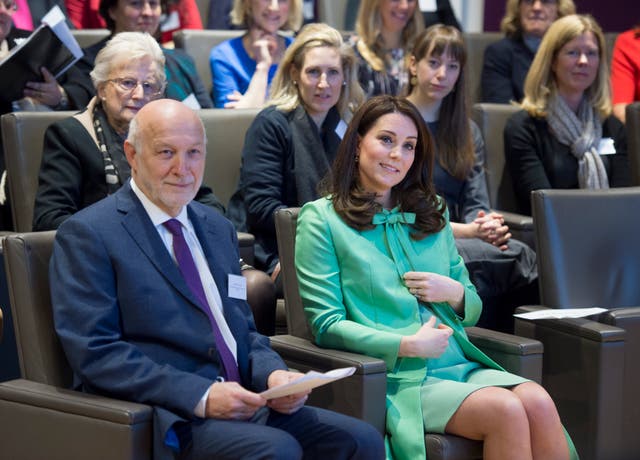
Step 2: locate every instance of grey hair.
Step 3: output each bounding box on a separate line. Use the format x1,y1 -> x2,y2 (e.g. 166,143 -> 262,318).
90,32 -> 166,92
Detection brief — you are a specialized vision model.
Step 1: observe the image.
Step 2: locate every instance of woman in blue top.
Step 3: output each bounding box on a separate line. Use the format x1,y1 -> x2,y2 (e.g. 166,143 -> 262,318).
210,0 -> 302,108
295,95 -> 576,460
406,25 -> 537,332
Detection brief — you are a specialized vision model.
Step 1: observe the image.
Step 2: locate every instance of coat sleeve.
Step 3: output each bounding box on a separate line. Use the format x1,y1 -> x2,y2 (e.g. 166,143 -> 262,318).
481,40 -> 517,104
295,201 -> 404,372
33,120 -> 90,231
504,112 -> 551,215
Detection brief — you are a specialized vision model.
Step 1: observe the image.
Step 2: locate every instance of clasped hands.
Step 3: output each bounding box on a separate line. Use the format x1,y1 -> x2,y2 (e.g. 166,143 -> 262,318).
205,369 -> 309,420
473,210 -> 511,250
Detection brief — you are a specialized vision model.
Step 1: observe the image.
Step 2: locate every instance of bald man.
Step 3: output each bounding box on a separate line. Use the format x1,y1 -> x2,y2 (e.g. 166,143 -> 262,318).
50,100 -> 383,460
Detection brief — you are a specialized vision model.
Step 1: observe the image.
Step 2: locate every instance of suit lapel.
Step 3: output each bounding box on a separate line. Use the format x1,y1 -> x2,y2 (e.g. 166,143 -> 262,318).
117,185 -> 204,311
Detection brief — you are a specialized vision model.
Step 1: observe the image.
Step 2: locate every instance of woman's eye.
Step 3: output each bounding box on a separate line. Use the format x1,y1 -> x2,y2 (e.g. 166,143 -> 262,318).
380,135 -> 393,144
404,143 -> 415,151
306,68 -> 321,77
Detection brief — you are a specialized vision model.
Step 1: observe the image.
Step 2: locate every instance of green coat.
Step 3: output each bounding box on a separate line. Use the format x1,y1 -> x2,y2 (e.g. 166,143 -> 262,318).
295,198 -> 577,460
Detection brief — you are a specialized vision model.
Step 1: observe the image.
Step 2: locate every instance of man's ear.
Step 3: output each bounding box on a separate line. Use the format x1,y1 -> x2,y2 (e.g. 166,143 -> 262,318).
123,140 -> 137,170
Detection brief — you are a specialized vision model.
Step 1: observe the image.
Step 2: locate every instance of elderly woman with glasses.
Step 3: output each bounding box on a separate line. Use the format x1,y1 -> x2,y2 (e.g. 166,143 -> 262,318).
481,0 -> 575,104
33,32 -> 223,231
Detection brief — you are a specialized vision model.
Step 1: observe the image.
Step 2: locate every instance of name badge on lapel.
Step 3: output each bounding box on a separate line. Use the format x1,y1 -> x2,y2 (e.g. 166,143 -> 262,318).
597,137 -> 616,155
228,274 -> 247,300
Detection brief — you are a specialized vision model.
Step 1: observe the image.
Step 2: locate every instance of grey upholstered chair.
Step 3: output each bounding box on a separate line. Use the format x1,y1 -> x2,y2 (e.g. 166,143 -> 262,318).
471,103 -> 534,248
272,207 -> 546,460
0,232 -> 153,459
514,188 -> 640,460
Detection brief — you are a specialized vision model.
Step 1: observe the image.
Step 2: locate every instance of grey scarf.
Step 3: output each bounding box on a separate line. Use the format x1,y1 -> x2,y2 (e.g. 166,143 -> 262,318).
547,95 -> 609,189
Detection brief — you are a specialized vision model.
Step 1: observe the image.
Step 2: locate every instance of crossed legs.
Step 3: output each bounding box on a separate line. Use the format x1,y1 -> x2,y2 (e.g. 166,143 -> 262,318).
445,382 -> 569,460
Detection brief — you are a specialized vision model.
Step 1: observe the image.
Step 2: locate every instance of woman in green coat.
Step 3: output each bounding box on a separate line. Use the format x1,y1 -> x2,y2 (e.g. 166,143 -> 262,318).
295,95 -> 576,460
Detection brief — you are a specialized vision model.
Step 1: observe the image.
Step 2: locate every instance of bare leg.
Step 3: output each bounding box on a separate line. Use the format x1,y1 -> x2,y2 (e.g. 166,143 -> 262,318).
512,382 -> 569,460
445,387 -> 533,460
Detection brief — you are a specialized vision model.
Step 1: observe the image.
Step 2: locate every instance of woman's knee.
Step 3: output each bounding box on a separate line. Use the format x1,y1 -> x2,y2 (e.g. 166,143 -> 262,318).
514,382 -> 560,421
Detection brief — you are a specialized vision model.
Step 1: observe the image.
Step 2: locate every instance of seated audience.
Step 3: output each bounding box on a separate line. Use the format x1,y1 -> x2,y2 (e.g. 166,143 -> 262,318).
505,14 -> 630,215
350,0 -> 424,97
481,0 -> 575,104
227,23 -> 364,277
406,25 -> 537,331
66,0 -> 213,109
209,0 -> 302,108
295,95 -> 577,460
49,97 -> 384,460
611,23 -> 640,123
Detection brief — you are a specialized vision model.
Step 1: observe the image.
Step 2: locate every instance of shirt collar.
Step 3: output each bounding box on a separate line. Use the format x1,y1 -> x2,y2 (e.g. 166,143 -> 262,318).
130,178 -> 189,227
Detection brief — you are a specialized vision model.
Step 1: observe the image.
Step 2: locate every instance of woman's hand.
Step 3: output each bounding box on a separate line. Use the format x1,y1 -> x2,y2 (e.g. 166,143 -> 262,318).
473,210 -> 511,250
404,271 -> 464,308
23,67 -> 66,108
249,30 -> 279,66
399,316 -> 453,358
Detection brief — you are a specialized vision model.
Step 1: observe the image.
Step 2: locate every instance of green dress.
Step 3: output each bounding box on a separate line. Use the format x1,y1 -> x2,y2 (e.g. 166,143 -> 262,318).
295,198 -> 576,460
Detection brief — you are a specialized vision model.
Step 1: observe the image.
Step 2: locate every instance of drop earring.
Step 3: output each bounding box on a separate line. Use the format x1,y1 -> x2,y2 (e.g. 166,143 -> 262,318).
410,75 -> 417,86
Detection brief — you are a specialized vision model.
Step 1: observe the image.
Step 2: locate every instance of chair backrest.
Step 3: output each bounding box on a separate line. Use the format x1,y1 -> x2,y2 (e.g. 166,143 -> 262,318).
463,32 -> 502,105
173,29 -> 245,96
626,102 -> 640,186
71,29 -> 110,48
199,108 -> 260,207
532,188 -> 640,308
274,207 -> 314,340
317,0 -> 356,31
471,103 -> 521,212
1,111 -> 76,232
3,231 -> 71,387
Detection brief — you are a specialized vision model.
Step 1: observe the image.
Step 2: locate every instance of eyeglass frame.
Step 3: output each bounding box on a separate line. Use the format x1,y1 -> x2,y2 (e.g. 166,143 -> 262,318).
107,77 -> 164,98
520,0 -> 558,5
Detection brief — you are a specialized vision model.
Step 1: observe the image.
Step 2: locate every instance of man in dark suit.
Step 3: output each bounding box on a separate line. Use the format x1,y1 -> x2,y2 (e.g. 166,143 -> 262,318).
50,99 -> 383,460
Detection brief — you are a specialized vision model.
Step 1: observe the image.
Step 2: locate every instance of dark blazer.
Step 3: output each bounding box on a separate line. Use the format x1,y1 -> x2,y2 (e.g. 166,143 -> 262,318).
481,36 -> 534,104
504,110 -> 630,215
227,105 -> 342,272
50,183 -> 287,458
33,110 -> 224,231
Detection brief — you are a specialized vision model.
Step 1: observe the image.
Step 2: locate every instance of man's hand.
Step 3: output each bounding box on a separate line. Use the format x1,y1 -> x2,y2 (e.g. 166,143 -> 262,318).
205,381 -> 266,420
265,370 -> 309,415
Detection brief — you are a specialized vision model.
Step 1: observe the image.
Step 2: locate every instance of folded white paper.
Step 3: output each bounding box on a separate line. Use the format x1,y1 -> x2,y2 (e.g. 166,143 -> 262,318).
513,307 -> 607,320
260,366 -> 356,400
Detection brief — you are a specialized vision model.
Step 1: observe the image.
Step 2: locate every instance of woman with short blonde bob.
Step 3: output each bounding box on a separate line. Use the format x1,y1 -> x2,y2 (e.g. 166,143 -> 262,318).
505,14 -> 630,215
351,0 -> 424,97
228,23 -> 364,278
210,0 -> 303,108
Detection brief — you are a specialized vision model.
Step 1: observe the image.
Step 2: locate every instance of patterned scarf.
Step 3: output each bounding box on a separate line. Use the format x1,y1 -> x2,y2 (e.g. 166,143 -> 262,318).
546,95 -> 609,189
92,102 -> 131,194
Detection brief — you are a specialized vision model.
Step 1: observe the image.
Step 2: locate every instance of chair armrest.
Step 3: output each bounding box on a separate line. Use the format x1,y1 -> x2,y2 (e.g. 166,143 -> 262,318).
270,335 -> 387,434
515,306 -> 626,342
0,379 -> 152,424
0,379 -> 152,460
237,231 -> 255,266
270,335 -> 386,375
466,326 -> 543,382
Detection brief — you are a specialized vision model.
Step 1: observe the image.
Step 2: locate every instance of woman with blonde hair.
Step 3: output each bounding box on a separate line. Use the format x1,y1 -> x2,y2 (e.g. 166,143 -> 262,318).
351,0 -> 424,97
505,14 -> 630,215
481,0 -> 576,103
228,22 -> 364,278
210,0 -> 303,108
406,24 -> 537,331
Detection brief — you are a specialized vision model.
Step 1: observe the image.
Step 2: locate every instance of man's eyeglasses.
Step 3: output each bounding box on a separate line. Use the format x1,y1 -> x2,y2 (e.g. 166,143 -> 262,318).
520,0 -> 557,5
1,0 -> 17,11
108,78 -> 163,98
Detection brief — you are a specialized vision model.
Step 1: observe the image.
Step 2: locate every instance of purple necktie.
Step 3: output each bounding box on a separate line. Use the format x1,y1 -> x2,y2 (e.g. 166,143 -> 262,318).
163,219 -> 240,382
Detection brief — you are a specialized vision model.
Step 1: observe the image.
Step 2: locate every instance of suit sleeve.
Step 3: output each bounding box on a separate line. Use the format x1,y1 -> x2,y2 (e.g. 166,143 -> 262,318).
50,217 -> 214,419
481,41 -> 516,104
33,121 -> 87,231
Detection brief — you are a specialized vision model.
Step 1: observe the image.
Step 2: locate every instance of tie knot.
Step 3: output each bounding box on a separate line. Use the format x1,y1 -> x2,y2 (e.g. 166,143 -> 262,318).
163,218 -> 183,236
